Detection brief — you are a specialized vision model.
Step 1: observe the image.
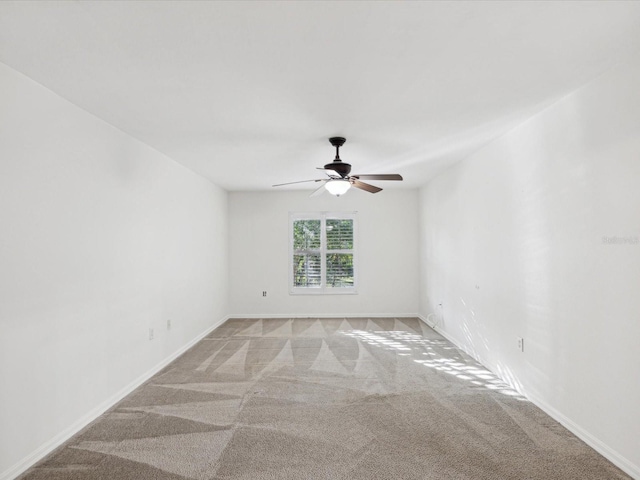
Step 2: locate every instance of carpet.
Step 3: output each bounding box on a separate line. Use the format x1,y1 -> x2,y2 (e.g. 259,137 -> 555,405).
18,317 -> 630,479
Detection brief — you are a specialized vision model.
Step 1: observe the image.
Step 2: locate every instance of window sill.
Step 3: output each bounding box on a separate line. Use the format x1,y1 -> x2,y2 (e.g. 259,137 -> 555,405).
290,288 -> 358,296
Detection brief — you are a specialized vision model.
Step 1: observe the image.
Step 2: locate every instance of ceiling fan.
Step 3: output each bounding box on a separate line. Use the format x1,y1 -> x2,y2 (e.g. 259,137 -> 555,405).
272,137 -> 403,196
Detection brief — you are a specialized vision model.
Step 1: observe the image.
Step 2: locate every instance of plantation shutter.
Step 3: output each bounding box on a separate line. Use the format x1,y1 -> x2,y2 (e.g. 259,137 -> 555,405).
292,219 -> 322,287
326,219 -> 354,288
290,212 -> 357,294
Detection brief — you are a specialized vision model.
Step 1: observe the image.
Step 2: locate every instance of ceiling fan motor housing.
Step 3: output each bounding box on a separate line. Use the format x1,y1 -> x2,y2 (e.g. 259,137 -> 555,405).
324,161 -> 351,177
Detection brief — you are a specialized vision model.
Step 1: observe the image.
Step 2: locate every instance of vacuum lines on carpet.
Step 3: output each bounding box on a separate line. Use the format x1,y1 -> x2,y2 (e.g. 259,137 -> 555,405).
18,318 -> 630,479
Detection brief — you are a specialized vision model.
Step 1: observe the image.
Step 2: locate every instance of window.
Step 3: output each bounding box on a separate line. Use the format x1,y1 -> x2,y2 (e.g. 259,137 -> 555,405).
290,212 -> 357,294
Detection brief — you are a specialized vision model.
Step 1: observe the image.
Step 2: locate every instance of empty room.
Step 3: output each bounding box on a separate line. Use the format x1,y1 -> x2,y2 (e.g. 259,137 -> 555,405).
1,1 -> 639,479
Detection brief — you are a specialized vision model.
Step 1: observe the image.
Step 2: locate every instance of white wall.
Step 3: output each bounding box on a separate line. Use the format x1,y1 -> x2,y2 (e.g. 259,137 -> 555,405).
229,190 -> 419,317
419,60 -> 640,476
0,63 -> 228,478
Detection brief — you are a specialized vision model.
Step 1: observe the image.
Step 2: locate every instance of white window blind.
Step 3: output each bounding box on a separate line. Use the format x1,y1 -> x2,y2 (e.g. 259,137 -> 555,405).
290,212 -> 357,294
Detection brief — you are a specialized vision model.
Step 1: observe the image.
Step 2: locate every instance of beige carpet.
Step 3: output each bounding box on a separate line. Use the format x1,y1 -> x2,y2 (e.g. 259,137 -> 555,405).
19,317 -> 629,479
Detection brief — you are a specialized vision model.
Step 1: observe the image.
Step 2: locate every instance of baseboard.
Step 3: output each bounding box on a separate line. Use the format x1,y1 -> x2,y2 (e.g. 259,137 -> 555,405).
230,313 -> 422,319
416,314 -> 640,480
418,313 -> 437,330
0,315 -> 230,480
524,393 -> 640,479
417,313 -> 470,352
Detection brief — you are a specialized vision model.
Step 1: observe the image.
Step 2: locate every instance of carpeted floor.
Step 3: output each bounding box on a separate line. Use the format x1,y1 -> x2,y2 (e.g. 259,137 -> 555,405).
19,317 -> 629,479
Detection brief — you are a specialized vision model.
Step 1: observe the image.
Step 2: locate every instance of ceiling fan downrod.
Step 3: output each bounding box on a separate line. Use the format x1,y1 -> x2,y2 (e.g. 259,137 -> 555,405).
325,137 -> 350,176
330,136 -> 346,161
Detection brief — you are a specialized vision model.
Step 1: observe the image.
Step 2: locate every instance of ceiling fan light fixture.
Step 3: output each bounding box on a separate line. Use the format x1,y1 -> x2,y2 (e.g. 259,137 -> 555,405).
325,179 -> 351,196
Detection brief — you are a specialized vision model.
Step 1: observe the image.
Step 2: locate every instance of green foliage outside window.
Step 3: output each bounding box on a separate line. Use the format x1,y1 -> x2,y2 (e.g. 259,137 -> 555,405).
326,219 -> 354,249
326,253 -> 354,287
293,220 -> 321,250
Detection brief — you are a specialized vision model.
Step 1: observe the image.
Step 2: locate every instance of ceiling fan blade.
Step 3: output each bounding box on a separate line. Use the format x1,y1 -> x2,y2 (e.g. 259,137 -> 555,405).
351,179 -> 382,193
272,179 -> 324,187
310,181 -> 328,197
316,168 -> 337,177
317,167 -> 340,175
350,174 -> 403,181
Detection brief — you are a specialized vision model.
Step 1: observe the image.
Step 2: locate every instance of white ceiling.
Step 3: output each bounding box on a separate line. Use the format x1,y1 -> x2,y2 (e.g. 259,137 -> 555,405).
1,1 -> 640,191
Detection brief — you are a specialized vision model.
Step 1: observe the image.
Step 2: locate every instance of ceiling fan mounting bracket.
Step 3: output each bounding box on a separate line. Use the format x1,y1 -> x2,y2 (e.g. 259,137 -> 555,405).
329,137 -> 346,148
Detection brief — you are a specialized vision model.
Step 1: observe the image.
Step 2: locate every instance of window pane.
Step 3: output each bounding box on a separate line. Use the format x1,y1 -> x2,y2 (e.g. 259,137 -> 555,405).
293,254 -> 321,287
293,220 -> 321,250
326,253 -> 354,287
326,219 -> 353,250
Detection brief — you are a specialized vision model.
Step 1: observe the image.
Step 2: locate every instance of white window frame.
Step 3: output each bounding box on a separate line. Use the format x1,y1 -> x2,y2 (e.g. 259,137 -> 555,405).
289,212 -> 358,295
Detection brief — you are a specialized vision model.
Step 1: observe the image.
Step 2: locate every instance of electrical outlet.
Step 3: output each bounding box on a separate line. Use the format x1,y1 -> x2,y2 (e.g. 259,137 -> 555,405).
517,337 -> 524,352
149,328 -> 154,340
262,291 -> 267,297
167,319 -> 171,330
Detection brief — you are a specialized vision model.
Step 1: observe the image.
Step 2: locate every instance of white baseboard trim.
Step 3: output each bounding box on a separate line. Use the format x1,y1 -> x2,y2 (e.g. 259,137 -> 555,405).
525,392 -> 639,479
229,313 -> 422,319
0,315 -> 230,480
416,314 -> 639,479
417,313 -> 470,352
418,313 -> 437,330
